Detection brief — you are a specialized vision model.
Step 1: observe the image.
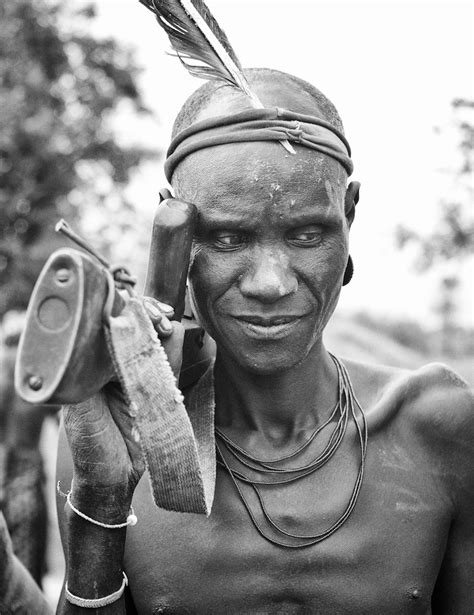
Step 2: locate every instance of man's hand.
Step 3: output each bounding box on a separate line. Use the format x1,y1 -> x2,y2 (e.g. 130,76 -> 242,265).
62,297 -> 185,517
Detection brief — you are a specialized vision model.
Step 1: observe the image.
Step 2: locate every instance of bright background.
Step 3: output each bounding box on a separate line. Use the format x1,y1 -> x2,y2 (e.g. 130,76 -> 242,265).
91,0 -> 473,328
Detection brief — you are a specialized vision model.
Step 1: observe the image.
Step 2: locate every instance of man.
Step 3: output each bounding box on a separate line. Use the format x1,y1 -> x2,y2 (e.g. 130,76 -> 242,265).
55,69 -> 473,614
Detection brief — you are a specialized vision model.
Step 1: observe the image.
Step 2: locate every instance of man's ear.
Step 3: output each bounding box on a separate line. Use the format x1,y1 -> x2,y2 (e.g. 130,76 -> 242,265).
344,181 -> 360,227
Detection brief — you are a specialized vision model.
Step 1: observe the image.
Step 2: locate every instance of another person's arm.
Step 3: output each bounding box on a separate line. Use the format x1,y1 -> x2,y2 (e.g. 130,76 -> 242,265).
0,511 -> 52,615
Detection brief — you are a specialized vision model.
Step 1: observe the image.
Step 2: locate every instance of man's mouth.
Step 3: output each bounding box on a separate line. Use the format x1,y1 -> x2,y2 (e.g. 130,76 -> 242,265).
231,314 -> 305,339
235,315 -> 301,326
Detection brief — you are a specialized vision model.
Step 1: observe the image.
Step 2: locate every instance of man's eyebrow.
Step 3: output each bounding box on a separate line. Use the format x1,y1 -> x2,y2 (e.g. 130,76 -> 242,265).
197,213 -> 250,227
196,210 -> 342,230
285,209 -> 341,223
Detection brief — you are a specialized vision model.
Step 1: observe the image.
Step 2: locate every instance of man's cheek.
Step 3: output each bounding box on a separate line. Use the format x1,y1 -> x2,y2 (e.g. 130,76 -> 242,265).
190,250 -> 236,294
303,240 -> 348,286
189,262 -> 224,323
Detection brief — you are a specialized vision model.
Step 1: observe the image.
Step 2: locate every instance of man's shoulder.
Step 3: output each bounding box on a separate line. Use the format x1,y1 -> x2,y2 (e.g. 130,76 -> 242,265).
399,363 -> 474,510
404,362 -> 473,448
387,361 -> 472,435
344,357 -> 473,437
346,358 -> 473,479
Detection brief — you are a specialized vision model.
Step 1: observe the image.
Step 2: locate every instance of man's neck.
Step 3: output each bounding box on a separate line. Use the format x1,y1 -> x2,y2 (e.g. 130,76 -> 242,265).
213,341 -> 339,442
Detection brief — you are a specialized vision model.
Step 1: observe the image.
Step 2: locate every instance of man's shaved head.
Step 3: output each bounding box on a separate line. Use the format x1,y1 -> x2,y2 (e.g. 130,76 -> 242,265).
172,68 -> 345,137
170,68 -> 348,197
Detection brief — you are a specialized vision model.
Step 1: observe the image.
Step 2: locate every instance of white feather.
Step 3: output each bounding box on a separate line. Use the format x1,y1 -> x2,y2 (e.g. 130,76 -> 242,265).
179,0 -> 262,108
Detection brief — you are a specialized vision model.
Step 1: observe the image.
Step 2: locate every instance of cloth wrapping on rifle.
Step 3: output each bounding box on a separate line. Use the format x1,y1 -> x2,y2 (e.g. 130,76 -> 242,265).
104,298 -> 216,515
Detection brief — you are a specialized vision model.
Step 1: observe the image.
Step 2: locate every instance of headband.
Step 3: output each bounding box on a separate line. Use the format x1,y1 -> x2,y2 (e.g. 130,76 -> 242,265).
165,107 -> 353,182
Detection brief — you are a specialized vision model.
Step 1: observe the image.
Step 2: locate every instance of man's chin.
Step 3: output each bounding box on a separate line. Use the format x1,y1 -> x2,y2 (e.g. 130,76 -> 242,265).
241,357 -> 301,376
217,338 -> 316,377
205,315 -> 321,375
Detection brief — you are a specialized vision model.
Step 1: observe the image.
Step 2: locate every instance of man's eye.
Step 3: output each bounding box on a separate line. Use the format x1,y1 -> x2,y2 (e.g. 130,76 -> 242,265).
287,226 -> 322,245
213,232 -> 245,248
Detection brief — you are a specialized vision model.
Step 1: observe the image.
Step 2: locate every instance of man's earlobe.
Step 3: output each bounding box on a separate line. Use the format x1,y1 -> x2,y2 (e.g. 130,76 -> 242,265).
159,188 -> 174,202
342,255 -> 354,286
344,181 -> 360,226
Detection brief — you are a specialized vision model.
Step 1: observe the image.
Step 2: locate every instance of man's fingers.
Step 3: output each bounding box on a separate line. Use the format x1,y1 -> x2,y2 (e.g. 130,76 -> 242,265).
143,297 -> 175,337
143,297 -> 174,317
157,315 -> 173,337
142,297 -> 184,372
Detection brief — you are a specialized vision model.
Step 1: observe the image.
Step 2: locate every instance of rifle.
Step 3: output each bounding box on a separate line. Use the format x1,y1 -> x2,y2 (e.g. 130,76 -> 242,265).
14,194 -> 213,405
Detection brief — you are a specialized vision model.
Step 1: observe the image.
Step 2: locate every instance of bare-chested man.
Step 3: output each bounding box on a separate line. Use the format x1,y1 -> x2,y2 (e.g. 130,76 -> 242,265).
54,69 -> 473,614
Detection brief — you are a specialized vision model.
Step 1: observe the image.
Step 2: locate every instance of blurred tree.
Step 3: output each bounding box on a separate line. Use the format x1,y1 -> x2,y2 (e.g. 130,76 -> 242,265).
0,0 -> 158,317
396,98 -> 473,268
434,275 -> 460,355
396,98 -> 473,346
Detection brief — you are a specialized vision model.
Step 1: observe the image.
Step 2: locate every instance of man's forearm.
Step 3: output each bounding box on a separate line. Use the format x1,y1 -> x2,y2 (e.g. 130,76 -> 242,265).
57,491 -> 130,614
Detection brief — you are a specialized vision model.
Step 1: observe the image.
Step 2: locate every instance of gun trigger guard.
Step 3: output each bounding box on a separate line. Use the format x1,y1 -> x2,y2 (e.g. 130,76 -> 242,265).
102,268 -> 116,324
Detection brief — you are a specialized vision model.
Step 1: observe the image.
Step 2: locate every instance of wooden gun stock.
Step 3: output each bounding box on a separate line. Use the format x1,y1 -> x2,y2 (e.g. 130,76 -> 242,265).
15,198 -> 197,405
144,198 -> 195,321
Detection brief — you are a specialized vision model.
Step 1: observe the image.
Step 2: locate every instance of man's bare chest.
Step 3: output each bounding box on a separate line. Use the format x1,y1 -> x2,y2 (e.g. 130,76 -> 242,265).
125,440 -> 451,614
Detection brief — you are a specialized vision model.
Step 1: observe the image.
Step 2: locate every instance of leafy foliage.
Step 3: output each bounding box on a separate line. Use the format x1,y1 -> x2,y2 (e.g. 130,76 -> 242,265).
0,0 -> 158,316
396,99 -> 473,270
395,98 -> 473,338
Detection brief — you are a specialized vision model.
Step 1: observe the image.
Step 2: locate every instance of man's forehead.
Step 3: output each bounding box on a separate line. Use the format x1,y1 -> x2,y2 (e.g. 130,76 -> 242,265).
177,139 -> 345,202
180,147 -> 345,225
196,190 -> 342,225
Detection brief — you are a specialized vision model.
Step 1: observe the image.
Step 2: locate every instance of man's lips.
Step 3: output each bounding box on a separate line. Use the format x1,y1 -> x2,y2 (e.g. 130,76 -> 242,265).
233,315 -> 304,326
229,313 -> 308,340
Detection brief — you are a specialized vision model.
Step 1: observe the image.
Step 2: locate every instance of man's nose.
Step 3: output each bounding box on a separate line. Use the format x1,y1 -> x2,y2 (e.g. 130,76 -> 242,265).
239,249 -> 298,303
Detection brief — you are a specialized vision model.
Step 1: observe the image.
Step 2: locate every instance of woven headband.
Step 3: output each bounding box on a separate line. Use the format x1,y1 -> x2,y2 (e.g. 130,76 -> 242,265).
165,107 -> 353,182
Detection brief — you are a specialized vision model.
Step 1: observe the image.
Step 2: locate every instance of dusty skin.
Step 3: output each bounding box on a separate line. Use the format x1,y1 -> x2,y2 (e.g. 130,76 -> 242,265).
55,72 -> 474,614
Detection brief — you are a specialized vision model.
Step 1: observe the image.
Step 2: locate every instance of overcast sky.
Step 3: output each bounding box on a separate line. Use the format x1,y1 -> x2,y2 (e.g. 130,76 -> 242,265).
91,0 -> 473,327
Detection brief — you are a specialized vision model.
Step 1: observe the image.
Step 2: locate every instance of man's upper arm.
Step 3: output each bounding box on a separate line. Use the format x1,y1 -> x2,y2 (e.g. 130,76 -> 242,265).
431,497 -> 474,613
413,365 -> 474,613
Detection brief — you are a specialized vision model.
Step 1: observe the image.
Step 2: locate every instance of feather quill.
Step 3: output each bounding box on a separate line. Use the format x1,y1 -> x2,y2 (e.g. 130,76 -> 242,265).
139,0 -> 294,153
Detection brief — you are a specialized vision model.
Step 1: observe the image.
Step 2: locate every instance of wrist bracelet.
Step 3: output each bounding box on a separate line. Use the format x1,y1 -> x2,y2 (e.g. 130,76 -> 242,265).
65,572 -> 128,608
57,481 -> 138,529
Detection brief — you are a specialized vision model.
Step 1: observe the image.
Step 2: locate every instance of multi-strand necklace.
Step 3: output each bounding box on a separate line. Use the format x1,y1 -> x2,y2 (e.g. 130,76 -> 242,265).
215,354 -> 368,548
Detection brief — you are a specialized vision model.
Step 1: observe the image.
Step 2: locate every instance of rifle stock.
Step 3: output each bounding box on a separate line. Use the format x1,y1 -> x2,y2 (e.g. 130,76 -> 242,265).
15,198 -> 198,405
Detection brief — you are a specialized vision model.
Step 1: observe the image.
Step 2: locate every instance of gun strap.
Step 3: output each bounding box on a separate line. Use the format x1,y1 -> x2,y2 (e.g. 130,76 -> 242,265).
105,298 -> 215,515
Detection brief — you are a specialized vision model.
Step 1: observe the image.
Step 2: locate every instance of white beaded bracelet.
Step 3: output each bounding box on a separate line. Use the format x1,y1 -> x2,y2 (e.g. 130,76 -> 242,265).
65,572 -> 128,608
57,481 -> 138,528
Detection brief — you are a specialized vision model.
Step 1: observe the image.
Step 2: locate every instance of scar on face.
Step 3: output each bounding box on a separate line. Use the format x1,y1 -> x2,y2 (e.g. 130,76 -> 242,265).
268,182 -> 282,202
